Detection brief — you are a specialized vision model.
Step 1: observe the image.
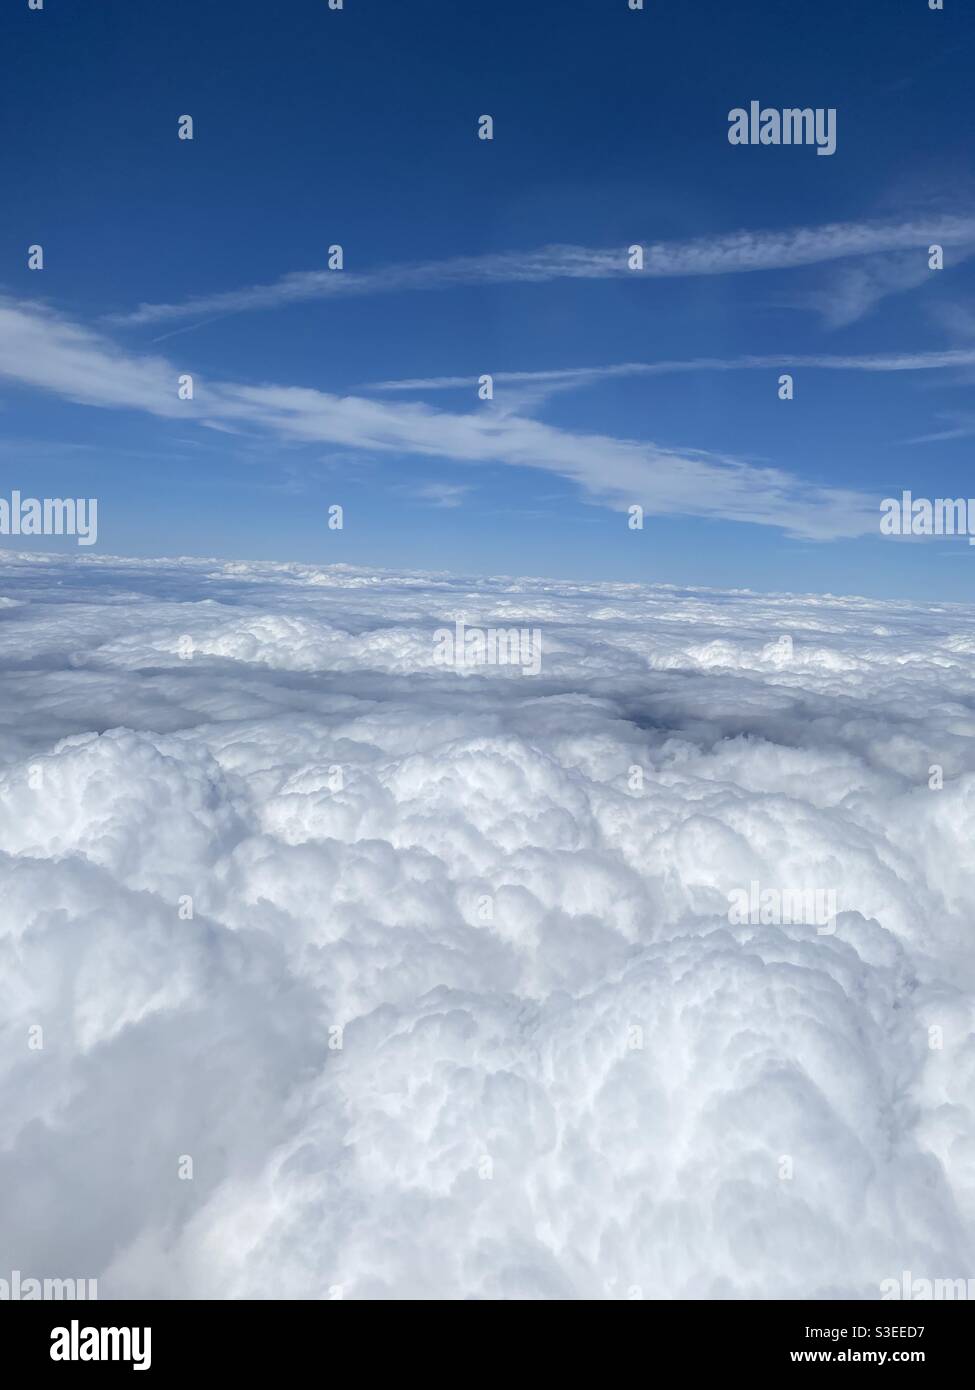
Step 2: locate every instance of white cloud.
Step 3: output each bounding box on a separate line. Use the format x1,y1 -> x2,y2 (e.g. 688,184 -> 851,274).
0,297 -> 878,540
369,348 -> 975,396
106,213 -> 975,327
793,251 -> 967,328
0,552 -> 973,1298
409,482 -> 472,508
0,300 -> 180,416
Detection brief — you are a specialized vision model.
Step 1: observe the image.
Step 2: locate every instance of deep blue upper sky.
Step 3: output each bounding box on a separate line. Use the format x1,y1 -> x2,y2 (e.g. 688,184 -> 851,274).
2,0 -> 974,599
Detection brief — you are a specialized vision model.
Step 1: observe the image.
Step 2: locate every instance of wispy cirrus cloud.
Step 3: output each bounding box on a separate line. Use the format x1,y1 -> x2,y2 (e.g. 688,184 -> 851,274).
904,413 -> 975,445
788,250 -> 972,328
106,213 -> 975,328
932,300 -> 975,340
368,347 -> 975,396
409,482 -> 472,508
0,296 -> 877,542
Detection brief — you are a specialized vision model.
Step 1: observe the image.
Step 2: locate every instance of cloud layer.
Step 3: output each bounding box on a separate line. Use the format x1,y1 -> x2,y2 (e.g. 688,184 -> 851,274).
0,552 -> 973,1298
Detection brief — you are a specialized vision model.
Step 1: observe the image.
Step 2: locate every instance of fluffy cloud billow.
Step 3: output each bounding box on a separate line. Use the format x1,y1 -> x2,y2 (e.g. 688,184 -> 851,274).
0,551 -> 973,1300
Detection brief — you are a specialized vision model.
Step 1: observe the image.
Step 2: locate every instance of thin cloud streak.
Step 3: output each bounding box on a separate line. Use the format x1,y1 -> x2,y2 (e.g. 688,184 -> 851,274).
107,214 -> 975,327
369,348 -> 975,394
0,296 -> 877,543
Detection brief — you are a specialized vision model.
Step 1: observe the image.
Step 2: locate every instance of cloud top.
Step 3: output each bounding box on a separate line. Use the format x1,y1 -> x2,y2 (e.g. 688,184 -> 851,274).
0,552 -> 972,1298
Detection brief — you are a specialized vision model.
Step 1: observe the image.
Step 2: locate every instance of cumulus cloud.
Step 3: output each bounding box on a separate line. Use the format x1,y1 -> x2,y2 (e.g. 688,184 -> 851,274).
0,551 -> 973,1299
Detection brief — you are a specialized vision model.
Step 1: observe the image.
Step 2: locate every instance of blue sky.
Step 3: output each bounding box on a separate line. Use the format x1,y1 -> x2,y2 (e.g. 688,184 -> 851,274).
2,0 -> 975,598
